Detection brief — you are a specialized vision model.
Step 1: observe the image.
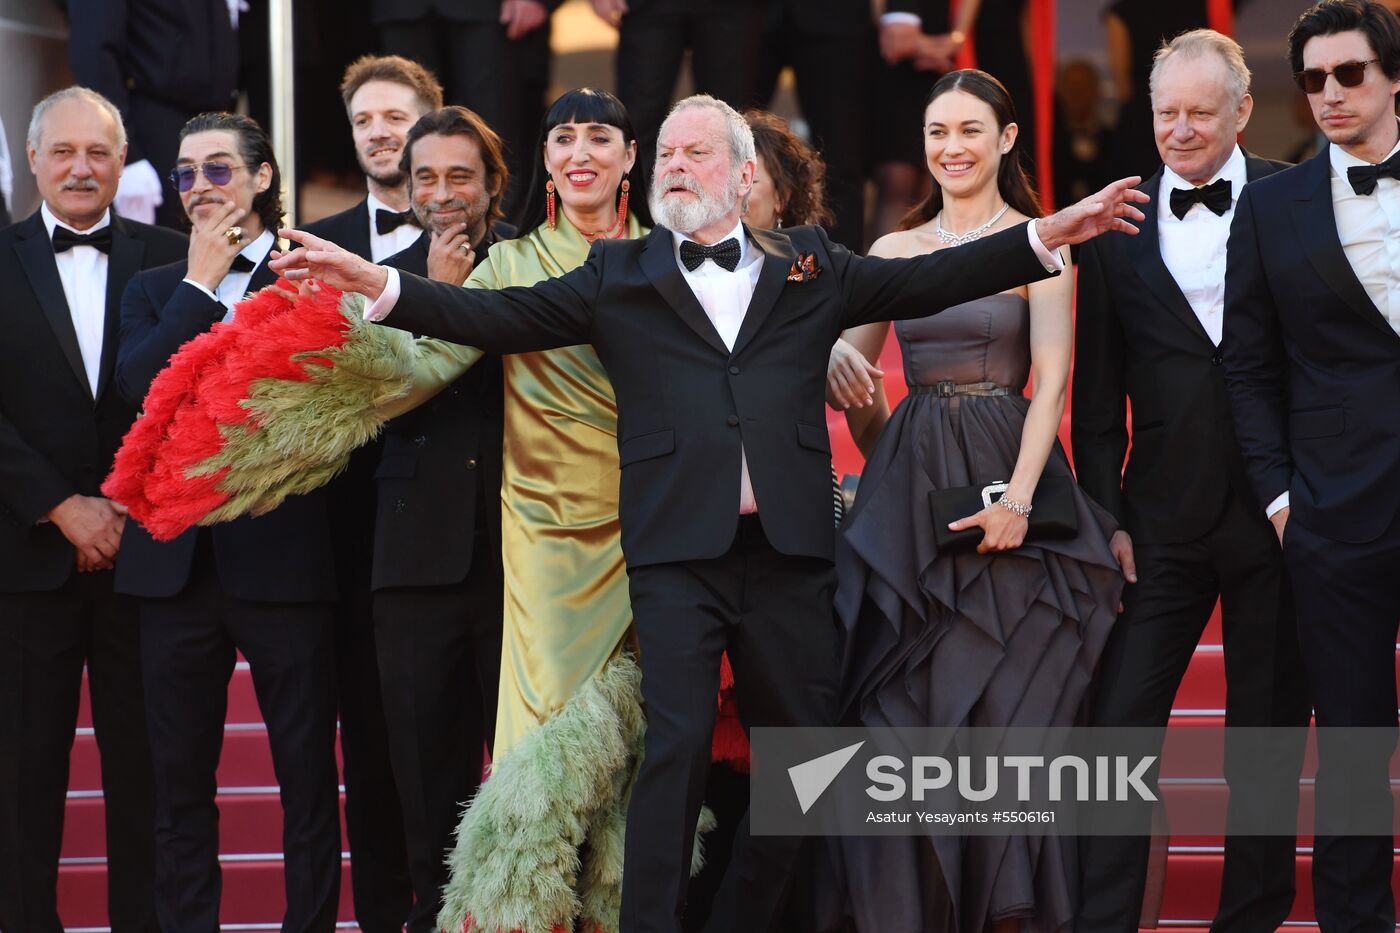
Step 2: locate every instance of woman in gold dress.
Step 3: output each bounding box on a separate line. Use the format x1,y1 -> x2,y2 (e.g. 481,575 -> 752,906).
403,88 -> 653,933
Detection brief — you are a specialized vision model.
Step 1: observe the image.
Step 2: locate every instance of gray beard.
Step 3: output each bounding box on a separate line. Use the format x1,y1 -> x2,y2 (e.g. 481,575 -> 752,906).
648,182 -> 736,235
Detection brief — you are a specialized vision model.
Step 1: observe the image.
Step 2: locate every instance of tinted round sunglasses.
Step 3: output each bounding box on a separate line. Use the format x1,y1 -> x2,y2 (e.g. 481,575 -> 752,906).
1292,59 -> 1377,94
169,161 -> 246,192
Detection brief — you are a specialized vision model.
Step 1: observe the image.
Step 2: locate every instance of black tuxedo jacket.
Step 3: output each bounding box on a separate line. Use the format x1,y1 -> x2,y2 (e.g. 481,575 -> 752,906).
112,257 -> 338,601
0,210 -> 187,592
304,198 -> 375,266
1072,153 -> 1288,544
381,222 -> 1054,567
1223,148 -> 1400,545
371,233 -> 504,591
66,0 -> 238,164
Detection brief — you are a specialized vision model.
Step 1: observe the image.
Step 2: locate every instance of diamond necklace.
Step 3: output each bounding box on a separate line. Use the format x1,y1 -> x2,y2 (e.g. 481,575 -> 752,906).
935,201 -> 1011,247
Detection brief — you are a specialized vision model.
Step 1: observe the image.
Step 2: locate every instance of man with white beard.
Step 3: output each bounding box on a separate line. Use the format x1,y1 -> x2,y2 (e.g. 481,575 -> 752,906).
272,93 -> 1150,933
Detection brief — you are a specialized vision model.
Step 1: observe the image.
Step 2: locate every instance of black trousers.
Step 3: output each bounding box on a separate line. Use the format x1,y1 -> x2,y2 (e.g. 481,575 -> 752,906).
0,571 -> 157,933
616,0 -> 767,227
1284,510 -> 1400,933
620,516 -> 840,933
373,552 -> 503,933
379,16 -> 549,221
129,94 -> 199,230
138,546 -> 341,933
1078,492 -> 1310,933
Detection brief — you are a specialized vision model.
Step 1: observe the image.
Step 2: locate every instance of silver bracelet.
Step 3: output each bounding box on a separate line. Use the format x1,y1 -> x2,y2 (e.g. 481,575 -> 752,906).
996,495 -> 1032,517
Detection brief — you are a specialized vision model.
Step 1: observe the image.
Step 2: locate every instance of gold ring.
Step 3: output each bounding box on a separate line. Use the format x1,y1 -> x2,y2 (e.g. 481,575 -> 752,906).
224,225 -> 244,246
461,242 -> 471,253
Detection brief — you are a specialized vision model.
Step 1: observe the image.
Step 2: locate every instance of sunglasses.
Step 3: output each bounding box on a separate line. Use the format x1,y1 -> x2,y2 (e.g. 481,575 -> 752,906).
1293,59 -> 1377,94
169,161 -> 246,192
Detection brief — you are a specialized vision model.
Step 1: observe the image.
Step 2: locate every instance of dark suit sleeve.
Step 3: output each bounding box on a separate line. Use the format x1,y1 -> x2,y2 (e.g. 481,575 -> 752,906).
66,0 -> 142,162
835,222 -> 1056,328
1221,184 -> 1292,508
1069,236 -> 1129,524
0,407 -> 77,523
380,245 -> 601,353
115,273 -> 227,405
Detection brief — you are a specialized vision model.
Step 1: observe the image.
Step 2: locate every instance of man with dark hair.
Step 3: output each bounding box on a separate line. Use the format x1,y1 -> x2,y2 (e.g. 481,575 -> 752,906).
1223,1 -> 1400,929
302,54 -> 446,933
66,0 -> 240,229
0,85 -> 186,933
370,104 -> 513,933
1073,29 -> 1309,933
114,112 -> 343,933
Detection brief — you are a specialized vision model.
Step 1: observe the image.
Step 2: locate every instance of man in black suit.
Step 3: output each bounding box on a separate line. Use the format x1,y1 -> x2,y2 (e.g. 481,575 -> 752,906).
1224,3 -> 1400,929
302,54 -> 448,933
592,0 -> 767,229
370,105 -> 511,933
66,0 -> 240,228
273,94 -> 1145,933
114,113 -> 342,933
372,0 -> 556,218
1072,30 -> 1310,933
0,86 -> 186,933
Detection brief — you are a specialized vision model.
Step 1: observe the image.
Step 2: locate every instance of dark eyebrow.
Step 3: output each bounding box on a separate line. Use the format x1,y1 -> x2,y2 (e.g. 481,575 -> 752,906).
177,150 -> 237,164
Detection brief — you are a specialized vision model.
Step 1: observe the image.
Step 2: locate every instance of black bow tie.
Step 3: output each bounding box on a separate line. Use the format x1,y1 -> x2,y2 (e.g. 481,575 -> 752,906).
679,237 -> 741,272
229,254 -> 256,274
1169,178 -> 1232,219
1346,150 -> 1400,196
375,208 -> 418,236
52,226 -> 113,254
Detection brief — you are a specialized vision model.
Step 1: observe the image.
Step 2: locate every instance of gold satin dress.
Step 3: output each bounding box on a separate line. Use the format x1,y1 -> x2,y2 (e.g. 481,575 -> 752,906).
470,212 -> 643,758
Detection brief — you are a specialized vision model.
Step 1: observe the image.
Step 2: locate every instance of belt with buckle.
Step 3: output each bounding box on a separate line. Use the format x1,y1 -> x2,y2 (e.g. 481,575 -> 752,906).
908,381 -> 1016,398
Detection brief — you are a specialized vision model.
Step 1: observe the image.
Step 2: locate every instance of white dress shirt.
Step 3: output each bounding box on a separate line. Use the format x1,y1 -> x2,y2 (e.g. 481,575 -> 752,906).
1267,136 -> 1400,521
672,221 -> 765,513
1158,145 -> 1246,347
42,202 -> 110,396
367,191 -> 422,263
181,228 -> 276,321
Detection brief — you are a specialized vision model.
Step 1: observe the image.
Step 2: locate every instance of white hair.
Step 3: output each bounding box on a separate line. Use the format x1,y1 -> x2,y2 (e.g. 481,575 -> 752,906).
658,93 -> 756,167
27,86 -> 128,152
1150,28 -> 1252,110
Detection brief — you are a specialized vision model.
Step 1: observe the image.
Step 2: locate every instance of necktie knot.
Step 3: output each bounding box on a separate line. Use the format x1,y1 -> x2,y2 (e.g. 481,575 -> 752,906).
1169,178 -> 1232,220
1346,150 -> 1400,196
679,237 -> 742,272
52,226 -> 113,254
376,208 -> 418,236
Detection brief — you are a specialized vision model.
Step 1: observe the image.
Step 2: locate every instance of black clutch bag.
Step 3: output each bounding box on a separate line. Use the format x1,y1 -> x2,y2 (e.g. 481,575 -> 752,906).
928,477 -> 1080,552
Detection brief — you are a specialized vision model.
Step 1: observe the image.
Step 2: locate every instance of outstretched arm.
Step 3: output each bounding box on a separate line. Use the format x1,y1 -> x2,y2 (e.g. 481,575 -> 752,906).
271,227 -> 597,353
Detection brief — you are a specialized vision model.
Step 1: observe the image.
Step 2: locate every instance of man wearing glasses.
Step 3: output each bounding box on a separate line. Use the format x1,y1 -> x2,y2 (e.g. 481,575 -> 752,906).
1223,2 -> 1400,930
113,112 -> 343,933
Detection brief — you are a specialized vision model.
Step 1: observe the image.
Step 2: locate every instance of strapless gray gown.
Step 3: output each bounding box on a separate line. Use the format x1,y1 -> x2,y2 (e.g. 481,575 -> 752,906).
830,294 -> 1124,933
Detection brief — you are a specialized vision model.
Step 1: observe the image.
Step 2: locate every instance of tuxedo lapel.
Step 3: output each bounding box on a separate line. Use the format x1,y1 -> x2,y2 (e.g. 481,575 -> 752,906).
639,227 -> 729,356
347,200 -> 373,263
248,255 -> 279,293
1128,168 -> 1213,347
14,214 -> 91,397
98,217 -> 145,401
731,226 -> 797,357
1289,149 -> 1398,341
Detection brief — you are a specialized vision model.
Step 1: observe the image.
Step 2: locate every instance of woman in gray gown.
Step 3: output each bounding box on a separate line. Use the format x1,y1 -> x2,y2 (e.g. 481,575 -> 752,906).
825,70 -> 1124,933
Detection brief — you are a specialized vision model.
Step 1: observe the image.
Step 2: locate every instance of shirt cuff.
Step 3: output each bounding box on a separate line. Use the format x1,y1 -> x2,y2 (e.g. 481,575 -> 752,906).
365,267 -> 401,322
181,278 -> 219,303
1265,491 -> 1289,519
1026,221 -> 1065,273
880,12 -> 921,26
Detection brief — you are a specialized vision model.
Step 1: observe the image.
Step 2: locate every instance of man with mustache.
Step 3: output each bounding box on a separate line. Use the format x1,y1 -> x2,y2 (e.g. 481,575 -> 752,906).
301,54 -> 446,933
370,105 -> 513,933
0,85 -> 186,933
272,93 -> 1148,933
115,112 -> 343,933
